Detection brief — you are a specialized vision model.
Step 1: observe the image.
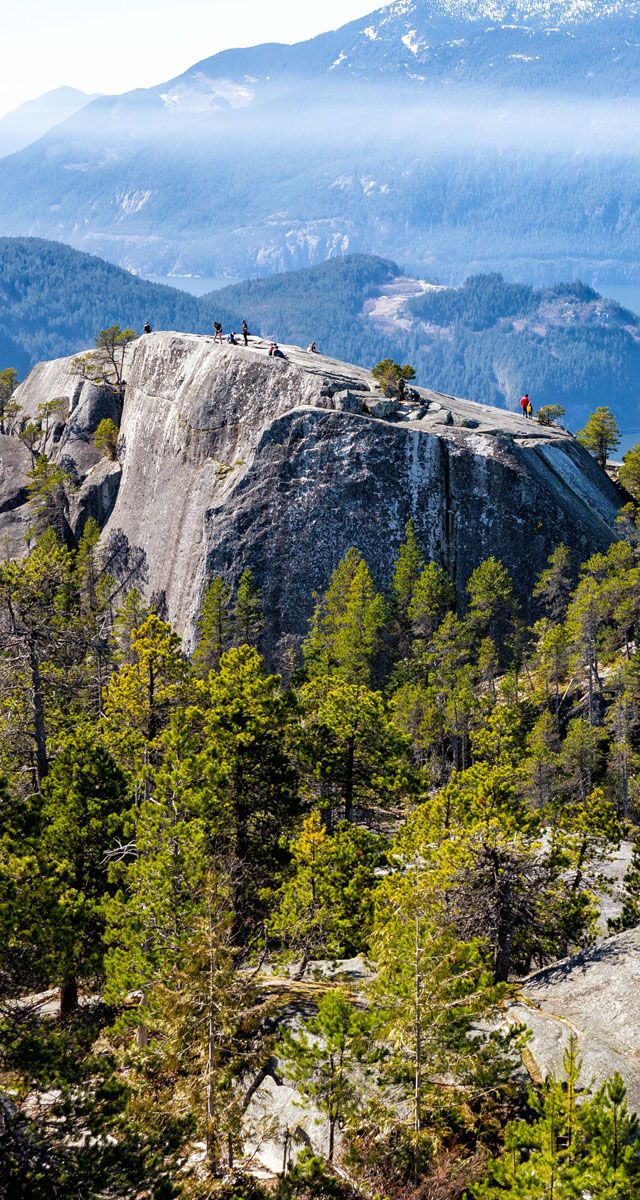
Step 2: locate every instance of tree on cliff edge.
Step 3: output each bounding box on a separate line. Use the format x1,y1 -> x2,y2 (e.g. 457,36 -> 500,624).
578,405 -> 620,468
72,325 -> 137,409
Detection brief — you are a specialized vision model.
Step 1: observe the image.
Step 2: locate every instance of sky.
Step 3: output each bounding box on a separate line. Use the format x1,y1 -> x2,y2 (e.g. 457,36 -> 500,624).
0,0 -> 376,119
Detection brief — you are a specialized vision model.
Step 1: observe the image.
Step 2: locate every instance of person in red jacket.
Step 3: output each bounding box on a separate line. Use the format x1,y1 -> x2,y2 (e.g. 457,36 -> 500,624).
520,393 -> 530,418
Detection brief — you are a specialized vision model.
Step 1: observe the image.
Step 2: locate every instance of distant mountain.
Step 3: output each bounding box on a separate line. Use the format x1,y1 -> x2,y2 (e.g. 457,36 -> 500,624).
2,239 -> 638,438
0,1 -> 639,284
0,87 -> 99,159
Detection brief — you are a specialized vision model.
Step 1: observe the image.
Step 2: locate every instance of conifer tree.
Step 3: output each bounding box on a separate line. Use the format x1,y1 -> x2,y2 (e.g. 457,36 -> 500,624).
200,645 -> 299,930
0,531 -> 78,787
391,520 -> 426,655
475,1041 -> 640,1198
111,588 -> 153,664
619,442 -> 640,500
271,810 -> 384,971
578,405 -> 620,467
408,560 -> 455,647
232,567 -> 263,648
609,835 -> 640,933
533,544 -> 574,622
102,613 -> 188,769
332,559 -> 387,686
303,548 -> 367,677
466,557 -> 517,654
38,726 -> 129,1017
281,991 -> 363,1162
193,575 -> 232,676
300,676 -> 411,824
369,864 -> 515,1178
27,454 -> 74,545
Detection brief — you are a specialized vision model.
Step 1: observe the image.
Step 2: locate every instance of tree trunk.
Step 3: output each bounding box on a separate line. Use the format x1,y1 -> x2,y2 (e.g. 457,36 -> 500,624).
343,736 -> 355,822
414,911 -> 422,1183
29,641 -> 48,785
59,976 -> 78,1020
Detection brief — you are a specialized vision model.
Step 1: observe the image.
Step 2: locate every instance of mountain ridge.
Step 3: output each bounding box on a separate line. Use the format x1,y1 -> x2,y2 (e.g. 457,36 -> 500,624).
0,0 -> 639,284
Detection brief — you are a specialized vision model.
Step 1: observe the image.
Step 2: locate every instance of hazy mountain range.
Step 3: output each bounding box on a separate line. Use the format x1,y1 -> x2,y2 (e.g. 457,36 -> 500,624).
0,0 -> 638,287
2,237 -> 639,438
0,87 -> 98,159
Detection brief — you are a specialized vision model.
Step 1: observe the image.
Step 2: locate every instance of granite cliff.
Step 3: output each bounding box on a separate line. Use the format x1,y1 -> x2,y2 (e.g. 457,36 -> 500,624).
1,331 -> 621,666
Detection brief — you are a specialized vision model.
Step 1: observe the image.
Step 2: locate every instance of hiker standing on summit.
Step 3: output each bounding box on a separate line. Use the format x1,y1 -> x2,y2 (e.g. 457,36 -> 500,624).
520,393 -> 531,419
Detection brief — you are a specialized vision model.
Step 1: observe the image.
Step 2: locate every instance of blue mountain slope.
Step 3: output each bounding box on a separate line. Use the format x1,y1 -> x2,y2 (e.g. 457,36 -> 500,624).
0,0 -> 639,283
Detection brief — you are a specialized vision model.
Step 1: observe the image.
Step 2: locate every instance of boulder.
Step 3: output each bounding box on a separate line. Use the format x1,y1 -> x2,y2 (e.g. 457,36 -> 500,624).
333,389 -> 365,414
366,397 -> 400,418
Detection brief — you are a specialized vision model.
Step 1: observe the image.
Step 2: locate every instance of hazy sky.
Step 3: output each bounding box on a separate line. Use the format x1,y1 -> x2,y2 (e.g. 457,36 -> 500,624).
0,0 -> 376,118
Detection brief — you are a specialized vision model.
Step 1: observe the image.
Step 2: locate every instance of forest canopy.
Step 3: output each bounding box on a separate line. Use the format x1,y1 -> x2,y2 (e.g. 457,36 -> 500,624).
2,463 -> 640,1198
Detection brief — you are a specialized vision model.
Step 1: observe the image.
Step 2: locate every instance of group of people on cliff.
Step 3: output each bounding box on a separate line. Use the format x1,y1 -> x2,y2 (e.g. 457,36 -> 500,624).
142,320 -> 538,420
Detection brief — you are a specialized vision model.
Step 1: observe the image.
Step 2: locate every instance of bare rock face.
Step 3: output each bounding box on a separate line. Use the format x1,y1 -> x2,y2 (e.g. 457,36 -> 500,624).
0,434 -> 32,555
510,928 -> 640,1110
2,331 -> 621,664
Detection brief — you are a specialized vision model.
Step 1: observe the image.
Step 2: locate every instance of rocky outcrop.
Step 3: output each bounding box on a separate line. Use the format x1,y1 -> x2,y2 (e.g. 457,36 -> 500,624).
510,927 -> 640,1109
1,331 -> 621,665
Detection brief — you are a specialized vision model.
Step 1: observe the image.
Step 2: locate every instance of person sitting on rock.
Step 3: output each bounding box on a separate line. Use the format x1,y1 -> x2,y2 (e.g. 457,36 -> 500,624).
143,321 -> 152,334
307,341 -> 318,353
227,331 -> 238,345
213,322 -> 224,343
241,321 -> 249,346
269,342 -> 287,359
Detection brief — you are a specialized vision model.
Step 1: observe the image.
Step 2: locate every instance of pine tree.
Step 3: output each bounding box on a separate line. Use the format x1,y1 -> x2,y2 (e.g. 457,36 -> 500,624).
303,548 -> 366,677
271,810 -> 384,972
331,559 -> 387,686
466,557 -> 517,654
193,575 -> 232,676
232,567 -> 263,648
578,405 -> 621,467
391,521 -> 426,656
111,588 -> 153,664
619,442 -> 640,500
102,613 -> 188,769
38,726 -> 129,1017
533,544 -> 574,622
299,675 -> 411,824
281,990 -> 363,1162
27,454 -> 74,545
369,864 -> 515,1180
609,835 -> 640,933
475,1042 -> 640,1199
408,560 -> 455,647
0,531 -> 79,787
303,549 -> 386,686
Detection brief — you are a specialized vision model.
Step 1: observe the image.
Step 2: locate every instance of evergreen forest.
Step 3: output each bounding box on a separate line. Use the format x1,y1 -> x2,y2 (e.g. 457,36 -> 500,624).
3,238 -> 640,433
3,451 -> 640,1198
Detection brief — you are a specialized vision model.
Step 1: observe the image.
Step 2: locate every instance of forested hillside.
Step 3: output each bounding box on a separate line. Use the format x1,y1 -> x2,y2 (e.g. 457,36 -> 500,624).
0,238 -> 232,375
3,444 -> 640,1195
3,240 -> 640,434
215,265 -> 640,429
